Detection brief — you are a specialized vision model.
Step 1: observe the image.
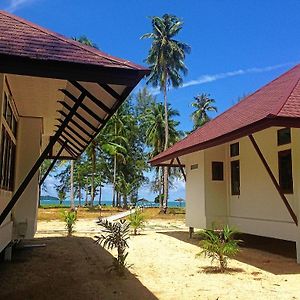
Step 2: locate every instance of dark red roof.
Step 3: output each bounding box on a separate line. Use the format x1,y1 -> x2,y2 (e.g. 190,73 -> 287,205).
0,10 -> 146,71
151,64 -> 300,165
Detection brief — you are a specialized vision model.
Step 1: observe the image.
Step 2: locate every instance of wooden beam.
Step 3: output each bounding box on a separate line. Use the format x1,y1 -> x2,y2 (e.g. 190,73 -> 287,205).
70,81 -> 112,114
58,101 -> 98,131
248,134 -> 298,225
57,139 -> 78,157
39,143 -> 65,186
98,83 -> 122,101
60,90 -> 105,124
176,157 -> 186,182
59,133 -> 84,153
56,118 -> 93,139
60,130 -> 86,149
55,123 -> 89,144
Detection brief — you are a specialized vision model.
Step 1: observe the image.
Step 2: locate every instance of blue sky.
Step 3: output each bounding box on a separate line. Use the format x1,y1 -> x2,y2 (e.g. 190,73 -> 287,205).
2,0 -> 300,201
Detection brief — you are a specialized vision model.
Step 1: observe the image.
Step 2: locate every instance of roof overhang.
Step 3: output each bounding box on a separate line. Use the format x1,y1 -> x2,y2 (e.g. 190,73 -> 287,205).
150,116 -> 300,166
1,54 -> 149,160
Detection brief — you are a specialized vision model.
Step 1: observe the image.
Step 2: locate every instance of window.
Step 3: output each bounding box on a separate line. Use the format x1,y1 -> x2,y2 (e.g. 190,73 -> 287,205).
0,92 -> 17,191
230,142 -> 239,157
278,150 -> 293,194
277,128 -> 291,146
231,160 -> 240,195
212,162 -> 224,181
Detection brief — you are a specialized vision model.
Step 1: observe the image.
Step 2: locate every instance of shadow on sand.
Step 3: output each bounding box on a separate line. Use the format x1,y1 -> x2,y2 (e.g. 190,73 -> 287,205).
0,236 -> 158,300
158,230 -> 300,275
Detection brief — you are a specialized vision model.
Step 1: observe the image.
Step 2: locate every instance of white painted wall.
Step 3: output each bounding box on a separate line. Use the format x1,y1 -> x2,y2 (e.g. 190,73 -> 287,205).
184,151 -> 206,228
0,74 -> 13,253
13,117 -> 42,239
204,144 -> 228,226
185,127 -> 300,243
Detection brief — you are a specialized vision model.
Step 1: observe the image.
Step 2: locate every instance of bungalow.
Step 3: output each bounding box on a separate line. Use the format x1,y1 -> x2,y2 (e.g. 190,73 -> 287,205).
150,64 -> 300,263
0,11 -> 148,258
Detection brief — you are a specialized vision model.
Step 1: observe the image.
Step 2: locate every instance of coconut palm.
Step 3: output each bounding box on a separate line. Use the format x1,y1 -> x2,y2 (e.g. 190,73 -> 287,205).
142,102 -> 182,210
72,35 -> 98,49
191,93 -> 217,129
142,14 -> 190,210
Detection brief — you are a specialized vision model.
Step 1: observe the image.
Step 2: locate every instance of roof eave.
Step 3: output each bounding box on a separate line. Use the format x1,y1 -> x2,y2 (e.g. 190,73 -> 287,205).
150,116 -> 300,166
0,53 -> 150,85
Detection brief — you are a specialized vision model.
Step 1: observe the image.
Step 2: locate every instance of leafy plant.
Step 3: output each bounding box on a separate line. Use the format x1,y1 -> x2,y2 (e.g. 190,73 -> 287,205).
95,219 -> 130,275
61,210 -> 77,236
198,225 -> 241,272
128,209 -> 146,235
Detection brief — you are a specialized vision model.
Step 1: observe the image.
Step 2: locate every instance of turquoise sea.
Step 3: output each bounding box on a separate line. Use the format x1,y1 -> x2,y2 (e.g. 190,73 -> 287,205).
40,198 -> 185,208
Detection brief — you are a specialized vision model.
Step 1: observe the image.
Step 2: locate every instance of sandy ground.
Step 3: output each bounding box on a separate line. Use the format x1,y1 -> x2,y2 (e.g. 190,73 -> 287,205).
1,218 -> 300,300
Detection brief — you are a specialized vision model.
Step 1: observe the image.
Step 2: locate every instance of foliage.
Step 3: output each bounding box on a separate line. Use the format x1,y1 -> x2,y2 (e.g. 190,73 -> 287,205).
61,210 -> 77,236
142,14 -> 190,209
128,209 -> 146,235
191,93 -> 217,130
95,219 -> 130,275
198,225 -> 241,272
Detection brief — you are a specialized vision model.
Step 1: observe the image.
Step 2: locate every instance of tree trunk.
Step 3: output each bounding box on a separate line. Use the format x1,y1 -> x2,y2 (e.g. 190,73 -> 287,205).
78,182 -> 82,207
70,160 -> 75,209
91,145 -> 95,207
85,185 -> 88,206
112,153 -> 117,207
123,194 -> 128,209
163,83 -> 169,213
98,185 -> 102,206
157,167 -> 163,212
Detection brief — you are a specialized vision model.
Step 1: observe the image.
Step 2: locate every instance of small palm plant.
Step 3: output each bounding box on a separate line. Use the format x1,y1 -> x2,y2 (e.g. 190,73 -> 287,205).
128,209 -> 146,235
62,210 -> 77,236
95,219 -> 130,276
198,225 -> 241,272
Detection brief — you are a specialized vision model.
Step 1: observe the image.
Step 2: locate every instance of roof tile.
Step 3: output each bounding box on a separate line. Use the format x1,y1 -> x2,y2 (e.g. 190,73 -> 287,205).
151,64 -> 300,164
0,10 -> 146,70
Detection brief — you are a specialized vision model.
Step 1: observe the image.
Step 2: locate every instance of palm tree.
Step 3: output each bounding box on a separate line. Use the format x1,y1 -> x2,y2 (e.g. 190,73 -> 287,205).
72,35 -> 98,49
191,93 -> 217,129
142,102 -> 182,210
142,14 -> 190,210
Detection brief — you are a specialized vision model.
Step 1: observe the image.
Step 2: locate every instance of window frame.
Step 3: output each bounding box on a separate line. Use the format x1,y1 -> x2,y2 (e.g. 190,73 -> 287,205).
231,160 -> 240,195
211,161 -> 224,181
0,89 -> 18,191
230,142 -> 239,157
277,128 -> 291,146
278,149 -> 293,194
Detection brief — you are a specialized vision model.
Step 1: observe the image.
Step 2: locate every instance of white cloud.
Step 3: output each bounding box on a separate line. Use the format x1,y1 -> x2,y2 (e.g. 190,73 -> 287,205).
148,62 -> 296,95
182,62 -> 294,89
5,0 -> 36,12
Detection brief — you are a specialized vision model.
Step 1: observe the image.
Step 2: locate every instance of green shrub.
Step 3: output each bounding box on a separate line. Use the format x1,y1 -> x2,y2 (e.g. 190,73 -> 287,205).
95,219 -> 130,276
198,225 -> 241,272
61,210 -> 77,236
128,209 -> 146,235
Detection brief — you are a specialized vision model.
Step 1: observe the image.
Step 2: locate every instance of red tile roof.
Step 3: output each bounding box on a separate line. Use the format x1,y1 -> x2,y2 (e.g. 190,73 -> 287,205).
0,10 -> 146,71
151,64 -> 300,165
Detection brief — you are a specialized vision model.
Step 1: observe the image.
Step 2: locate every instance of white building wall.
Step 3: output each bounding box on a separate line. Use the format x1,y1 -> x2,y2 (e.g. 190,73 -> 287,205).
184,151 -> 206,228
204,144 -> 228,226
228,128 -> 298,241
0,74 -> 13,253
13,117 -> 42,239
184,127 -> 300,243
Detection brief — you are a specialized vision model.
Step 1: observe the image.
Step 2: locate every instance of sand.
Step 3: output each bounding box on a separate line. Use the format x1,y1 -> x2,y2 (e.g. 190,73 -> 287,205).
1,218 -> 300,300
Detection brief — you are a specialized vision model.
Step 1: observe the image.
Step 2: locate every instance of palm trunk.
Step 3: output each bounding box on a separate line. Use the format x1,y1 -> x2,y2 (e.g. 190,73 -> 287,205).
157,166 -> 163,212
85,185 -> 88,206
98,185 -> 102,206
163,83 -> 169,213
91,145 -> 95,207
70,160 -> 75,210
112,122 -> 117,207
